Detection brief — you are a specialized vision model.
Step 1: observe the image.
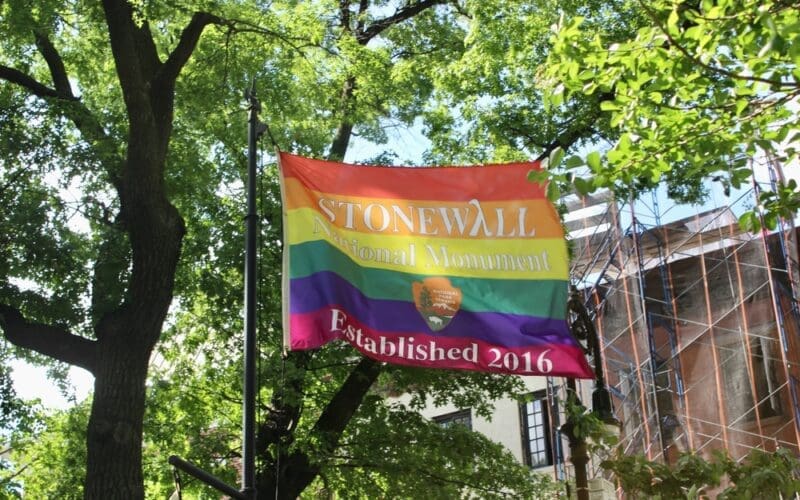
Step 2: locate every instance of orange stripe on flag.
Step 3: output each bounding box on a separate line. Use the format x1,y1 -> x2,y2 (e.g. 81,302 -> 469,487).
282,177 -> 563,239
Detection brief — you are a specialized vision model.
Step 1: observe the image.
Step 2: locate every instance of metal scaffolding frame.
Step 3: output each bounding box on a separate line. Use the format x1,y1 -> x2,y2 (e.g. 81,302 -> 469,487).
558,157 -> 800,474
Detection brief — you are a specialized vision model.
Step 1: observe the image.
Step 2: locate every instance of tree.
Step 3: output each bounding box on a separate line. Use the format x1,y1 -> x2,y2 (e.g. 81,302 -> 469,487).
1,0 -> 197,494
540,0 -> 800,223
421,0 -> 643,167
1,1 -> 555,498
0,388 -> 43,499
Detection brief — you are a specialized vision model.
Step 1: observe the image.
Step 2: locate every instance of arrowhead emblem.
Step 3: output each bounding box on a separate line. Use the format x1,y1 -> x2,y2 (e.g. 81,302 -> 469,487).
412,277 -> 462,331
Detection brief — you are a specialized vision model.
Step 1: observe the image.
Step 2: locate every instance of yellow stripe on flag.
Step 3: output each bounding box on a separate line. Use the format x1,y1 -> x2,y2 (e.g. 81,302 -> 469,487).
286,208 -> 568,280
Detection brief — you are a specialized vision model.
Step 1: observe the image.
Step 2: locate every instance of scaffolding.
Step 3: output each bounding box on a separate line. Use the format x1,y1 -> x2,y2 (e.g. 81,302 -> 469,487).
560,157 -> 800,471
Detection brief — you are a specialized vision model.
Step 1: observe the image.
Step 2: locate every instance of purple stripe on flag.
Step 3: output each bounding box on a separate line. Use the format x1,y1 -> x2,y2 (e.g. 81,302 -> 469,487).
288,272 -> 576,349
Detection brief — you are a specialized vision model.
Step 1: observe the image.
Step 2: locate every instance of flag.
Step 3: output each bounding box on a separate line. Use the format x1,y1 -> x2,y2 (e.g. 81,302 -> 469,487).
278,151 -> 593,378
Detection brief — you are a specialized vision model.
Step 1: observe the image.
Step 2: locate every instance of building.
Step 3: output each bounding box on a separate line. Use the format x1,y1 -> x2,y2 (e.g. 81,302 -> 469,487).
419,157 -> 800,496
569,167 -> 800,465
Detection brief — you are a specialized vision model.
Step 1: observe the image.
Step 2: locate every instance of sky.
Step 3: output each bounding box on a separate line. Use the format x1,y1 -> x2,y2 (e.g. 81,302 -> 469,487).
11,360 -> 94,408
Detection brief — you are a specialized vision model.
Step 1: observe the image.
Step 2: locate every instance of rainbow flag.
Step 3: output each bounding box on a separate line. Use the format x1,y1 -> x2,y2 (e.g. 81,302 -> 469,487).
278,152 -> 593,378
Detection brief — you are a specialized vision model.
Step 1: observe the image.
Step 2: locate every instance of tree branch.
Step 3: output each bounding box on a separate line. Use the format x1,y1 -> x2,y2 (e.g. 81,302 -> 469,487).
534,125 -> 599,161
29,30 -> 121,173
530,91 -> 615,161
640,0 -> 796,89
0,32 -> 121,176
310,357 -> 382,450
356,0 -> 369,33
259,357 -> 382,496
356,0 -> 447,45
0,460 -> 33,488
34,30 -> 75,98
0,65 -> 74,101
0,305 -> 98,373
329,1 -> 449,158
158,12 -> 226,85
101,0 -> 150,109
256,350 -> 314,453
328,76 -> 356,161
340,0 -> 352,32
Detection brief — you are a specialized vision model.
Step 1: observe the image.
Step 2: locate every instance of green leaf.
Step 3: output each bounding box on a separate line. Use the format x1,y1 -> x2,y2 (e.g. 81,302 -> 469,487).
549,146 -> 565,169
667,9 -> 680,32
528,169 -> 548,183
565,155 -> 585,169
600,100 -> 620,111
573,176 -> 592,195
586,151 -> 602,170
739,211 -> 761,232
735,99 -> 748,115
546,180 -> 561,202
763,211 -> 778,230
550,83 -> 565,108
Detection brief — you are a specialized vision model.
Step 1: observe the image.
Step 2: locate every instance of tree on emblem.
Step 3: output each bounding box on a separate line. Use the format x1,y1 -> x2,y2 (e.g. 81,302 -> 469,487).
420,286 -> 433,310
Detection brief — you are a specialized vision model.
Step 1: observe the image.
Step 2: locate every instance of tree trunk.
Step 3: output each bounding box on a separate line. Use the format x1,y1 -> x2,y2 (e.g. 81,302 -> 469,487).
84,340 -> 151,499
79,178 -> 184,498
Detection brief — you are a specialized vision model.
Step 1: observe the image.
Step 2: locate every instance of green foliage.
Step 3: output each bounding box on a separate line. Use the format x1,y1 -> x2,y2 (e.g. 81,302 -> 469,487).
561,392 -> 620,461
4,401 -> 90,499
542,0 -> 800,222
753,178 -> 800,231
423,0 -> 643,166
0,393 -> 46,499
0,106 -> 94,337
0,352 -> 22,430
603,447 -> 800,499
142,364 -> 242,499
318,403 -> 561,499
132,2 -> 553,496
381,367 -> 525,421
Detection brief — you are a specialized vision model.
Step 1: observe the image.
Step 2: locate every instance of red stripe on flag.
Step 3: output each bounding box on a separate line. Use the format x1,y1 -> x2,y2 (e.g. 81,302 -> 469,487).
279,151 -> 546,201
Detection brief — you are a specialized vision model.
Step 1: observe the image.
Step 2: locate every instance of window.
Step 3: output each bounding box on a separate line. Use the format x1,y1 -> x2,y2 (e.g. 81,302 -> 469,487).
520,391 -> 553,468
720,328 -> 782,424
433,409 -> 472,430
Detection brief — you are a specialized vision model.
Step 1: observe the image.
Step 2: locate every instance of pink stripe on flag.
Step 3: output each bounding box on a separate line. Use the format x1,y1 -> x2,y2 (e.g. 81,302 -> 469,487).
290,307 -> 593,378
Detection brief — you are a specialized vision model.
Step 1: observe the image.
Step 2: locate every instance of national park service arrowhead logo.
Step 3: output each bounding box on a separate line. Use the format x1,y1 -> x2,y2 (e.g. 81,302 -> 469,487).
412,277 -> 462,332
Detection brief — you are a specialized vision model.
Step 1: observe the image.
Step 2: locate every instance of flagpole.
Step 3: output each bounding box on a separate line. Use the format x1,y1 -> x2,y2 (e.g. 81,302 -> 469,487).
166,86 -> 264,500
242,81 -> 264,500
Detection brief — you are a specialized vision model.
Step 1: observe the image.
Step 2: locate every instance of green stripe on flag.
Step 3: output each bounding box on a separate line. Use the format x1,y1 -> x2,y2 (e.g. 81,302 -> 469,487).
289,240 -> 568,318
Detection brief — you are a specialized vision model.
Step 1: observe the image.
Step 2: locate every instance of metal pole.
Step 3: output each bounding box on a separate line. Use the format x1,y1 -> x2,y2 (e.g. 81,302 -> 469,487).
169,456 -> 248,500
164,87 -> 263,500
242,83 -> 261,500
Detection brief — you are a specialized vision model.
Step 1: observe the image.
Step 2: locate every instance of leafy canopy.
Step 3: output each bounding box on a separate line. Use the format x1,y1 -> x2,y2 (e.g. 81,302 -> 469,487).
541,0 -> 800,227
